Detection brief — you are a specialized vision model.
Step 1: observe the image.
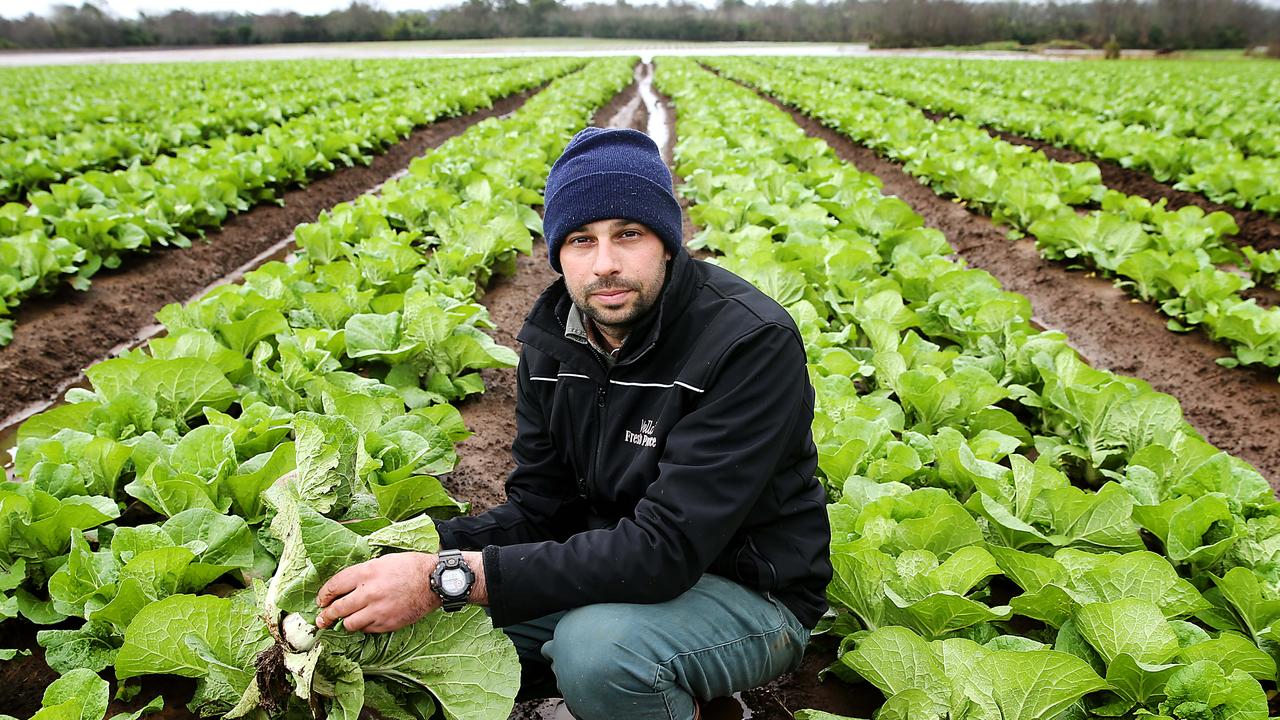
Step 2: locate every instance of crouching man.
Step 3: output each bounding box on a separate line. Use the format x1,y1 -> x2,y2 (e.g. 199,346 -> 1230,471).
315,127 -> 833,720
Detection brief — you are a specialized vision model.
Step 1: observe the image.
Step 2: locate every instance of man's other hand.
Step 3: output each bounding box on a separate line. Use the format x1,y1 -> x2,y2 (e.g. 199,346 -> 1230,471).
315,551 -> 488,633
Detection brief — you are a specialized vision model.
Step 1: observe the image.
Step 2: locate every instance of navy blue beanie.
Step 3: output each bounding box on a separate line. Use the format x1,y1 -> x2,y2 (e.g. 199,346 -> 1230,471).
542,127 -> 684,273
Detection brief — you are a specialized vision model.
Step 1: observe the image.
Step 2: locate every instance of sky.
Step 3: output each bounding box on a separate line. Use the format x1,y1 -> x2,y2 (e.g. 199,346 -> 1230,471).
0,0 -> 705,20
2,0 -> 1276,18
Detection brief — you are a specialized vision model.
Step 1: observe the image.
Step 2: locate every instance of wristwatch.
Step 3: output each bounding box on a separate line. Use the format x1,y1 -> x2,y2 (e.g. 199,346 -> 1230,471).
429,549 -> 475,612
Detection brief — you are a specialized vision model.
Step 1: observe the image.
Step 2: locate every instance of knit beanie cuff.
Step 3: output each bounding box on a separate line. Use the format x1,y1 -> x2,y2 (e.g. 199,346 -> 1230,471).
544,170 -> 685,273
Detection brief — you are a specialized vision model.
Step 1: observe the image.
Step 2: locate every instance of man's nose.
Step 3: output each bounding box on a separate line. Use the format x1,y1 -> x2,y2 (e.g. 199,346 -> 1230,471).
592,239 -> 622,276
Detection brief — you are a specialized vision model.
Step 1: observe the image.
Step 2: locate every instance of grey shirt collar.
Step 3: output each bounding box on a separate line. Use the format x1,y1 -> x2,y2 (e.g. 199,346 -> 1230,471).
566,304 -> 624,366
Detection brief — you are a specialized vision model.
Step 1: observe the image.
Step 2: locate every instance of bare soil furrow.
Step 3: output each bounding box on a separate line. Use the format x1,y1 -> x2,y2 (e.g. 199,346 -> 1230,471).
725,73 -> 1280,488
0,86 -> 542,424
936,112 -> 1280,252
439,241 -> 553,518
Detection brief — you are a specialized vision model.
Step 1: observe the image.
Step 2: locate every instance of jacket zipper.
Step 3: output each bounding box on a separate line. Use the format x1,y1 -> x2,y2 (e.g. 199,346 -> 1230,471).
589,354 -> 610,505
550,310 -> 658,506
555,309 -> 614,504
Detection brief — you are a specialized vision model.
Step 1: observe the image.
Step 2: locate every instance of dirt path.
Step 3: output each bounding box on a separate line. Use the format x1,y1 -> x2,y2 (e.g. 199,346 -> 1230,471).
724,80 -> 1280,487
0,86 -> 541,427
985,130 -> 1280,309
439,241 -> 555,516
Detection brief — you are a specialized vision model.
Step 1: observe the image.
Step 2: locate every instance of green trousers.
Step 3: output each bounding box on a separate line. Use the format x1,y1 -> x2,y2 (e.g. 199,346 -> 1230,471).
503,574 -> 811,720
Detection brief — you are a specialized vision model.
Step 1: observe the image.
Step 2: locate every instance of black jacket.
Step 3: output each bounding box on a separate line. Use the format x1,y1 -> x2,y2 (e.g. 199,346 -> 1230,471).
436,248 -> 832,629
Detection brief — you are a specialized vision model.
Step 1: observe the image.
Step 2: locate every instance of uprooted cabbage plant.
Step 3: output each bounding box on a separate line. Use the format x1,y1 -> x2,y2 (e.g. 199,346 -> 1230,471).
109,411 -> 519,720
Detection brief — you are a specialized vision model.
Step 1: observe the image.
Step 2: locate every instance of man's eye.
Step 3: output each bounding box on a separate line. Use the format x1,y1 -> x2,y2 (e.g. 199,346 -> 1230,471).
569,236 -> 593,245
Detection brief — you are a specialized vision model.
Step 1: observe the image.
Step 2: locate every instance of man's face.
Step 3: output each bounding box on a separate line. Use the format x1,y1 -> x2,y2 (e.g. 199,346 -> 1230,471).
559,219 -> 670,338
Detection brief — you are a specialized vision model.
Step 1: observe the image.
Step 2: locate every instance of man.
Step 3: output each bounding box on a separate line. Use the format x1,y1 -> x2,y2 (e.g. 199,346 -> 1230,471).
315,127 -> 832,719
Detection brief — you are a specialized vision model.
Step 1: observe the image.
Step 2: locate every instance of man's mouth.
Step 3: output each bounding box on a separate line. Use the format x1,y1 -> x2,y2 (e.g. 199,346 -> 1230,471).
592,289 -> 633,303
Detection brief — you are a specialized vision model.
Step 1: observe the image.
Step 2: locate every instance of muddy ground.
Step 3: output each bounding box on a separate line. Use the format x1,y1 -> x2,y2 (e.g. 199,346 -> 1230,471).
719,76 -> 1280,487
0,87 -> 542,427
910,108 -> 1280,310
987,126 -> 1280,310
911,103 -> 1280,252
978,124 -> 1280,310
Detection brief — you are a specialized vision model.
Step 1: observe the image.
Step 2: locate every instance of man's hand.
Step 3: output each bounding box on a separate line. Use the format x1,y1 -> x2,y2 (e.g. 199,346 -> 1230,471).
315,551 -> 488,634
315,552 -> 435,633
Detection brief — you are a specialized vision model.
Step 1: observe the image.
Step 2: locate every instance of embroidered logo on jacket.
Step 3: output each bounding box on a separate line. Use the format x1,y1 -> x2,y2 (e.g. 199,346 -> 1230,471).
625,419 -> 658,448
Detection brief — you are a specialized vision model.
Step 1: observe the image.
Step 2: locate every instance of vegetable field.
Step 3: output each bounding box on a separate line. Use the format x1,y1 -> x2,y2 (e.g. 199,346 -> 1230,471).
3,51 -> 1280,720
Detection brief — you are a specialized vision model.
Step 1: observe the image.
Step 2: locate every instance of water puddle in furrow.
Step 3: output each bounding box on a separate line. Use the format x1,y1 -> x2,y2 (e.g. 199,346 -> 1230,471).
635,57 -> 671,164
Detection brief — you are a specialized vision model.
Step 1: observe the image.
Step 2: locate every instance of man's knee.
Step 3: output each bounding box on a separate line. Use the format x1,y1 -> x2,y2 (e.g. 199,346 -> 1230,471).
544,605 -> 670,706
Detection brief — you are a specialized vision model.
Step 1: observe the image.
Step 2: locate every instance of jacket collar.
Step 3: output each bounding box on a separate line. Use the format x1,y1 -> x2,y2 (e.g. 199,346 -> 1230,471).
518,247 -> 699,379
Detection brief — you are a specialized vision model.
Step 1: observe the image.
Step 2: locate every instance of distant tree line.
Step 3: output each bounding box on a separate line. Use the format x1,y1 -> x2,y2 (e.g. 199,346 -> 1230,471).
1,0 -> 1276,51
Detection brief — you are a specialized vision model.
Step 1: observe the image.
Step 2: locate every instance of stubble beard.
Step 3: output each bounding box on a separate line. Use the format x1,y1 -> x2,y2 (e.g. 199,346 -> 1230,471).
568,264 -> 667,338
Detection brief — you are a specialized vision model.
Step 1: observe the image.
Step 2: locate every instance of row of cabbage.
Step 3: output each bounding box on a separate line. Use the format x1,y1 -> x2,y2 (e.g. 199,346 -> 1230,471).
0,58 -> 528,203
791,58 -> 1280,284
820,57 -> 1280,218
0,60 -> 343,141
927,58 -> 1280,161
704,56 -> 1280,377
0,56 -> 636,720
0,57 -> 584,347
735,55 -> 1280,285
658,56 -> 1280,720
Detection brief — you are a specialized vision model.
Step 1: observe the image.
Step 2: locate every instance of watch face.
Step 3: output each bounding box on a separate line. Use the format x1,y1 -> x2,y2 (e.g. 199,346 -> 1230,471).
441,568 -> 468,596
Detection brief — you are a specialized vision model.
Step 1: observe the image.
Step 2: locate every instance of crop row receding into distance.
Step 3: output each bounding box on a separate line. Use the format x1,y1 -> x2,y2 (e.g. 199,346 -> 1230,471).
4,52 -> 1280,720
0,56 -> 638,720
0,58 -> 585,346
662,55 -> 1280,720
